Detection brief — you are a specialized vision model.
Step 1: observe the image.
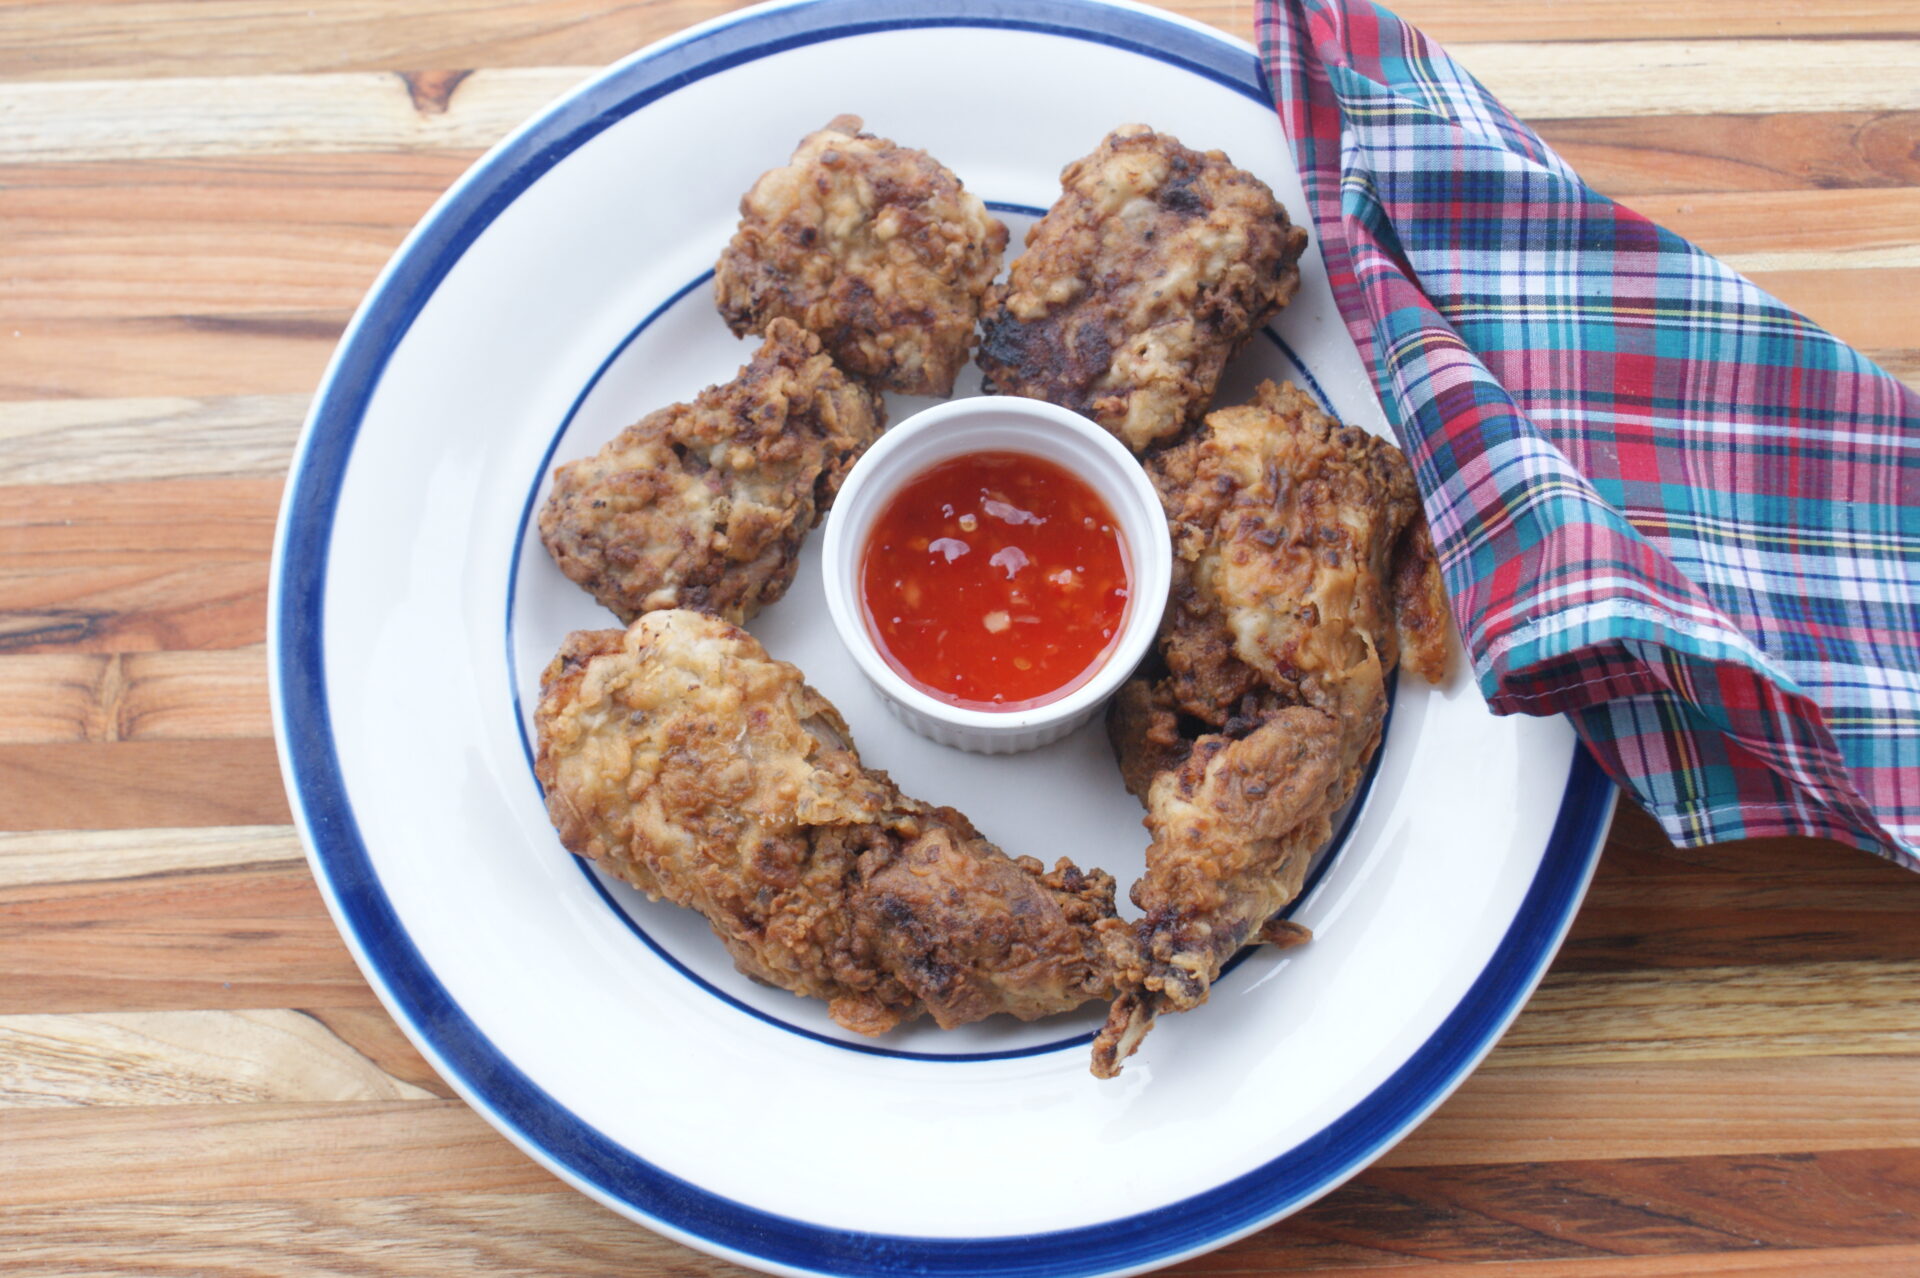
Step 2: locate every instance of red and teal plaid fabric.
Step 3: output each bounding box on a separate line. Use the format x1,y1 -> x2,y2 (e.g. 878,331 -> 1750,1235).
1258,0 -> 1920,866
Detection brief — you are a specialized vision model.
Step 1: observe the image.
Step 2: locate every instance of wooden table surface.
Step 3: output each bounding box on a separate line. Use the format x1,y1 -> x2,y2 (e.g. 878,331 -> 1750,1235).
5,1 -> 1920,1274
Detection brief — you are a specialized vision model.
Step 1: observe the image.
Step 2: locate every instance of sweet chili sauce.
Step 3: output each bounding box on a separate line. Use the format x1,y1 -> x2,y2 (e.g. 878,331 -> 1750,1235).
860,451 -> 1132,710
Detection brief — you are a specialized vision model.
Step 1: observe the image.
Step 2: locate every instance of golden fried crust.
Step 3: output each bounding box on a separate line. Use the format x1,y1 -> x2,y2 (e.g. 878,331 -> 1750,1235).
533,610 -> 1117,1036
976,126 -> 1310,453
715,114 -> 1008,396
1155,380 -> 1430,717
1092,381 -> 1449,1077
1392,520 -> 1452,685
1131,706 -> 1346,994
1091,705 -> 1350,1078
855,810 -> 1117,1028
537,318 -> 884,625
1106,678 -> 1190,804
533,613 -> 906,1025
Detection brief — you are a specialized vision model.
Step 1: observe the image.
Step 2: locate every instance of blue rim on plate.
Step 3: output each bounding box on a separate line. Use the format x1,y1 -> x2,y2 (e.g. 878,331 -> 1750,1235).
270,2 -> 1617,1275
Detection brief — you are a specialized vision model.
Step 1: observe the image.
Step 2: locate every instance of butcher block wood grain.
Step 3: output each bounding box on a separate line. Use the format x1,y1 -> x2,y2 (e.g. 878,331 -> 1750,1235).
2,1 -> 1917,1274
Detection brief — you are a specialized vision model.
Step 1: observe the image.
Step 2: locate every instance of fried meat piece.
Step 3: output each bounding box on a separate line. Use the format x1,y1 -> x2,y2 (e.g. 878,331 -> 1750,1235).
857,804 -> 1121,1028
1107,677 -> 1187,804
1153,380 -> 1440,719
535,610 -> 1118,1035
1095,703 -> 1353,1073
715,115 -> 1008,396
1091,381 -> 1449,1077
1392,521 -> 1452,685
538,318 -> 883,625
976,126 -> 1310,453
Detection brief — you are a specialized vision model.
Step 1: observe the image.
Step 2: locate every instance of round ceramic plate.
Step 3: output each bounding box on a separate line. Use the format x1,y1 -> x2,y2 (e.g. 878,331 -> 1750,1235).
269,2 -> 1616,1274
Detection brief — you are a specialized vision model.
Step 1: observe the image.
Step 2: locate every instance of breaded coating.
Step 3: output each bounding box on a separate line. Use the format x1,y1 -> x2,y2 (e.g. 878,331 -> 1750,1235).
538,318 -> 884,625
1391,521 -> 1452,685
1096,701 -> 1354,1074
535,610 -> 1118,1036
1091,382 -> 1449,1077
715,115 -> 1008,397
1153,380 -> 1443,721
977,126 -> 1310,453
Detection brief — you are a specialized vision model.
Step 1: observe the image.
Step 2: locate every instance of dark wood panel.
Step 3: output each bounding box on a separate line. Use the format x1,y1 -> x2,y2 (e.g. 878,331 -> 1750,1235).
0,738 -> 291,832
0,858 -> 359,1014
1201,1147 -> 1920,1271
1564,806 -> 1920,971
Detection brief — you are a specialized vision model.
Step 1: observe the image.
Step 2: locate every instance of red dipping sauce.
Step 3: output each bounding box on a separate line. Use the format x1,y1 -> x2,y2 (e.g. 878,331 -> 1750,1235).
860,451 -> 1132,711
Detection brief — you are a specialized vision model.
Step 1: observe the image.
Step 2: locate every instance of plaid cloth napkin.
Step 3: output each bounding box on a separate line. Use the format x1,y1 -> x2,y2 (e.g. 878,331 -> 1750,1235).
1258,0 -> 1920,866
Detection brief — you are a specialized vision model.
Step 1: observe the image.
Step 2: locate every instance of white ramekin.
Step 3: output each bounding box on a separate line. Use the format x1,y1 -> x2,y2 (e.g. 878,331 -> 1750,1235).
821,396 -> 1172,755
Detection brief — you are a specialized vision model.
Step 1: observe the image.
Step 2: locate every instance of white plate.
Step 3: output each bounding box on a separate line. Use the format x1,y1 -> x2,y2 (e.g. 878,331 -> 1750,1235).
269,2 -> 1616,1274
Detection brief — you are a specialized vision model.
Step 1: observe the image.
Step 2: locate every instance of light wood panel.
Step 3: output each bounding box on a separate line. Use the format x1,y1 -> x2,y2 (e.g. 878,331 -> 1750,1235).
0,0 -> 763,81
0,650 -> 268,743
0,1193 -> 730,1277
0,312 -> 344,401
2,154 -> 461,323
94,650 -> 270,740
1498,959 -> 1920,1066
1744,266 -> 1920,355
0,1009 -> 433,1106
0,654 -> 109,744
0,393 -> 306,485
1871,348 -> 1920,389
1630,188 -> 1920,271
0,1100 -> 556,1206
0,68 -> 595,162
0,476 -> 277,562
1461,39 -> 1920,119
1382,1054 -> 1920,1168
3,43 -> 1918,168
1542,111 -> 1920,196
2,1 -> 1917,83
0,824 -> 300,889
1394,1 -> 1920,43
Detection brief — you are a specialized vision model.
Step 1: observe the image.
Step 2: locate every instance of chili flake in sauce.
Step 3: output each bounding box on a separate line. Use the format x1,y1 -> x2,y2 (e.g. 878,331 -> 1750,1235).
860,450 -> 1131,709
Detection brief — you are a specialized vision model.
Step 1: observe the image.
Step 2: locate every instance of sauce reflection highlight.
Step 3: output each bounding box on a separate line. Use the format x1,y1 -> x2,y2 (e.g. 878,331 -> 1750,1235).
859,450 -> 1133,711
